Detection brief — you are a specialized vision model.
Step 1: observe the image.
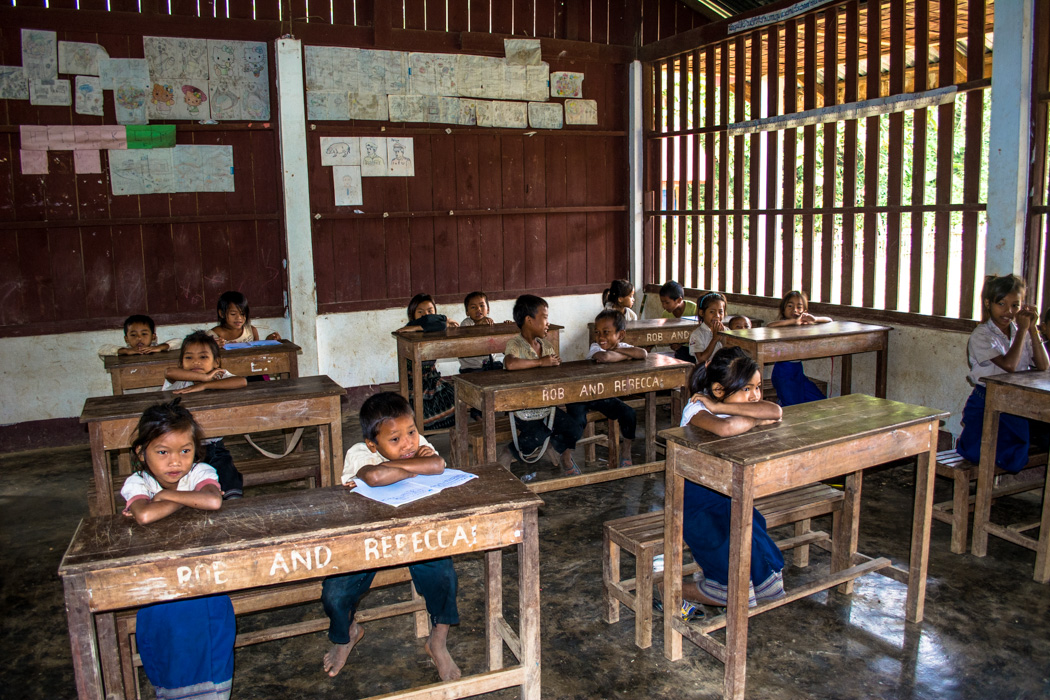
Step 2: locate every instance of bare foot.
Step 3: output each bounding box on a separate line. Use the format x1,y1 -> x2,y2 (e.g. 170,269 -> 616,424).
323,622 -> 364,677
424,624 -> 462,682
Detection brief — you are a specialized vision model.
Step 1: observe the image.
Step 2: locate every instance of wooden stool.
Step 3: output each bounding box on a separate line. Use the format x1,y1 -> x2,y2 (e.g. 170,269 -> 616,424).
932,449 -> 1047,554
603,483 -> 844,649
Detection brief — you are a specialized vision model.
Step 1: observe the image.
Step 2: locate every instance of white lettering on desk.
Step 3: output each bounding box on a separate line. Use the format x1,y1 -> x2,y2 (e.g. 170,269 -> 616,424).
269,545 -> 333,576
612,376 -> 664,393
364,524 -> 478,561
177,561 -> 228,585
646,331 -> 690,343
542,387 -> 565,401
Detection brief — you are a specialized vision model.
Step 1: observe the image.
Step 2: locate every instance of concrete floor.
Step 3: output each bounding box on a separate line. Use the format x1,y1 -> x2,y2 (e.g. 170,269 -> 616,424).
2,410 -> 1050,700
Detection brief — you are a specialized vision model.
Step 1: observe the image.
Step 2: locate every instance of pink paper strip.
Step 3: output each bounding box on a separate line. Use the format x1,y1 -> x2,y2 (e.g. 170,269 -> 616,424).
20,149 -> 49,174
47,125 -> 77,150
19,125 -> 49,151
74,125 -> 103,150
74,149 -> 102,174
99,125 -> 127,150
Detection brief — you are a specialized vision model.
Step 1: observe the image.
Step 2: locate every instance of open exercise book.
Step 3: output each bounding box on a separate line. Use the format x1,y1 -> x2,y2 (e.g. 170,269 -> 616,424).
351,469 -> 478,507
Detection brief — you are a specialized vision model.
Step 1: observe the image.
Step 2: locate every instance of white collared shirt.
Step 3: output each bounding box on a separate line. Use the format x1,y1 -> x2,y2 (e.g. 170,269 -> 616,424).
967,319 -> 1035,386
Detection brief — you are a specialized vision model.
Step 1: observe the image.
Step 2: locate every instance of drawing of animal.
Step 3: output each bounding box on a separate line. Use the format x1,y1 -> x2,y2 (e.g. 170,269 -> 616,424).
325,142 -> 353,158
116,85 -> 147,109
243,45 -> 266,78
213,45 -> 235,77
151,83 -> 175,111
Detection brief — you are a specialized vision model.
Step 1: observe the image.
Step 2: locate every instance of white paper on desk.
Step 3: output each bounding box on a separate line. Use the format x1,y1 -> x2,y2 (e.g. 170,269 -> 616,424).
352,469 -> 478,507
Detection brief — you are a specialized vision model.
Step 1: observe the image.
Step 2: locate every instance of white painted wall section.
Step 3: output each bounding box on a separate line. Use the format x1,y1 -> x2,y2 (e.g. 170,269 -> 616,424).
628,60 -> 645,292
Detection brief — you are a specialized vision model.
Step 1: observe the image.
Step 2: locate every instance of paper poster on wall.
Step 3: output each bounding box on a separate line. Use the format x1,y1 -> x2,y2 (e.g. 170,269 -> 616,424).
526,64 -> 550,102
307,91 -> 350,121
565,98 -> 598,125
480,101 -> 527,129
551,71 -> 584,99
149,80 -> 211,120
75,76 -> 104,116
144,37 -> 209,80
29,79 -> 71,106
58,42 -> 108,76
108,149 -> 174,195
320,137 -> 361,166
409,53 -> 458,96
207,40 -> 269,120
19,125 -> 49,150
20,150 -> 48,175
22,29 -> 58,81
388,95 -> 428,123
173,145 -> 234,192
504,39 -> 542,66
347,93 -> 386,121
74,149 -> 102,174
126,124 -> 176,149
387,137 -> 414,177
47,125 -> 77,150
357,50 -> 407,95
100,58 -> 151,124
0,66 -> 29,100
458,99 -> 477,126
305,46 -> 351,91
333,165 -> 362,206
457,55 -> 505,99
503,66 -> 527,101
528,102 -> 563,130
432,97 -> 462,125
359,136 -> 388,177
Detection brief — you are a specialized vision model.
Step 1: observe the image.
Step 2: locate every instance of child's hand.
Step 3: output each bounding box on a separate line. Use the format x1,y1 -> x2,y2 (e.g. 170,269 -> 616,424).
755,418 -> 782,426
141,345 -> 165,354
201,368 -> 226,381
478,317 -> 495,326
416,444 -> 437,458
446,319 -> 460,328
710,319 -> 725,336
798,312 -> 817,325
343,479 -> 356,489
695,394 -> 719,412
173,383 -> 207,394
541,354 -> 561,367
1017,307 -> 1036,331
688,392 -> 703,404
266,332 -> 281,340
214,337 -> 227,348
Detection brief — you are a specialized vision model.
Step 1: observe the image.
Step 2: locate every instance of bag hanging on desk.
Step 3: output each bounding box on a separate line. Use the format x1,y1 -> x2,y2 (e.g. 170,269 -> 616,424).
509,407 -> 556,464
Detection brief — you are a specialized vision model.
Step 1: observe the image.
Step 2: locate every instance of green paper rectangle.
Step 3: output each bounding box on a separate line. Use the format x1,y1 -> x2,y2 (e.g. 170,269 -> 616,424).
125,124 -> 176,149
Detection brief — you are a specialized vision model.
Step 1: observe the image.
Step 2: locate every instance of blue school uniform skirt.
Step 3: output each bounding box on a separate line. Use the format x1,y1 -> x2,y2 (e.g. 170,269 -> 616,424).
956,383 -> 1047,474
682,481 -> 785,606
770,360 -> 826,407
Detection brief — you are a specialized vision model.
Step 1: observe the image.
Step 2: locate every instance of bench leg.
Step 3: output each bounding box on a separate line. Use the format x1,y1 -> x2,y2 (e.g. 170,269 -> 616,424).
603,533 -> 620,624
793,518 -> 811,568
583,420 -> 597,466
411,581 -> 430,638
607,417 -> 620,468
1034,471 -> 1050,584
635,545 -> 655,649
950,470 -> 971,554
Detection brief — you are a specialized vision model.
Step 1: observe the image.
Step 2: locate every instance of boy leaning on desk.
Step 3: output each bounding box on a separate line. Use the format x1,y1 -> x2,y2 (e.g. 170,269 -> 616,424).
320,392 -> 462,682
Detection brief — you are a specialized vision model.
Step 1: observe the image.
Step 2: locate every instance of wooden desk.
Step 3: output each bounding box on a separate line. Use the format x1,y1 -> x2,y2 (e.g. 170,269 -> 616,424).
452,355 -> 692,492
587,318 -> 699,347
80,375 -> 344,517
719,321 -> 891,398
971,371 -> 1050,583
58,463 -> 544,700
393,324 -> 562,434
102,340 -> 302,395
660,394 -> 946,700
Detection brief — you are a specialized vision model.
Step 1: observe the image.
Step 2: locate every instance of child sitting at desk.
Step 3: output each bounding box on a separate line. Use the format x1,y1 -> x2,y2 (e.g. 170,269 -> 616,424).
765,290 -> 831,406
603,278 -> 638,321
727,315 -> 752,331
501,294 -> 583,479
659,281 -> 697,361
459,290 -> 504,373
120,398 -> 235,699
208,290 -> 280,347
163,331 -> 247,499
679,347 -> 784,609
956,274 -> 1050,472
572,309 -> 647,468
322,392 -> 460,681
396,293 -> 459,431
688,292 -> 728,364
97,314 -> 181,356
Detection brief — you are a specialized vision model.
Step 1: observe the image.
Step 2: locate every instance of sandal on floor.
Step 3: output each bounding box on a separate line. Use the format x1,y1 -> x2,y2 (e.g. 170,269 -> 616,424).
619,456 -> 633,469
562,458 -> 582,477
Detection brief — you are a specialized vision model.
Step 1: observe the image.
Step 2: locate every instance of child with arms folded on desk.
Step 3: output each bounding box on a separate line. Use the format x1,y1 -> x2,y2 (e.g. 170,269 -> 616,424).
120,398 -> 235,700
322,392 -> 461,681
163,331 -> 247,499
572,309 -> 647,468
501,294 -> 584,480
458,290 -> 505,373
397,293 -> 459,431
207,290 -> 280,348
688,292 -> 728,365
603,278 -> 638,321
956,274 -> 1050,472
677,346 -> 784,612
97,314 -> 181,357
765,290 -> 831,406
659,281 -> 697,362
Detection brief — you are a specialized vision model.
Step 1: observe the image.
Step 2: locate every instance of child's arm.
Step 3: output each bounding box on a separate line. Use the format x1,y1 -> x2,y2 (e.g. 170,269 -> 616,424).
593,346 -> 648,363
171,376 -> 247,394
687,409 -> 758,437
990,310 -> 1042,372
164,368 -> 247,393
693,322 -> 724,364
695,394 -> 783,421
505,353 -> 560,370
354,445 -> 446,487
1023,307 -> 1049,370
799,312 -> 832,324
765,318 -> 799,327
125,484 -> 223,524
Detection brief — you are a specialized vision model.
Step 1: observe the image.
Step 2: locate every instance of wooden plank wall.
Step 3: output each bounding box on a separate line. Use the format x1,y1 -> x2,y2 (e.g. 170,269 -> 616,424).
643,0 -> 997,325
1027,0 -> 1050,313
0,0 -> 708,334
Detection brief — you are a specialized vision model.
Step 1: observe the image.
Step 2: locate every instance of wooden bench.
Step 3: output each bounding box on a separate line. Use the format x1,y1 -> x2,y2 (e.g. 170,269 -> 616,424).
933,448 -> 1047,554
602,483 -> 844,649
111,566 -> 423,700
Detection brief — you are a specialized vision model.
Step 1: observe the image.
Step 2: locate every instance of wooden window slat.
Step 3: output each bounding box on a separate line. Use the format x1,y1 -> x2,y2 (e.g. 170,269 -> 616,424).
763,24 -> 779,297
781,21 -> 798,294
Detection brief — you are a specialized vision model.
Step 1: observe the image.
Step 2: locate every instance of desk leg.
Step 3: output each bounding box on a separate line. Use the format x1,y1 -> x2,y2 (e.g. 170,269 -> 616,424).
840,355 -> 852,396
906,434 -> 936,622
454,391 -> 469,469
724,471 -> 756,700
972,406 -> 1001,558
89,423 -> 115,517
519,508 -> 541,700
319,395 -> 342,487
483,397 -> 498,464
109,371 -> 124,396
833,470 -> 863,595
645,391 -> 656,463
663,449 -> 684,662
875,346 -> 888,399
486,550 -> 504,670
1035,473 -> 1050,584
96,613 -> 126,700
64,576 -> 105,700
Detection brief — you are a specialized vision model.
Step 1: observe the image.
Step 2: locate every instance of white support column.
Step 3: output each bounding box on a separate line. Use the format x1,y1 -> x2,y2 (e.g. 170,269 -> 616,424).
275,38 -> 319,375
985,0 -> 1035,276
629,60 -> 645,291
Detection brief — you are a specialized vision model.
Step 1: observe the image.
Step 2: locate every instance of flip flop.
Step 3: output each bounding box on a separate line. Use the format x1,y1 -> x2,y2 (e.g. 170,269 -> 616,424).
562,458 -> 582,477
653,598 -> 705,622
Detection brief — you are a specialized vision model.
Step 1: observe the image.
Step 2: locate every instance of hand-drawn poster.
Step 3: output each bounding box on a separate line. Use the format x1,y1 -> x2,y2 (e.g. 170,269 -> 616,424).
359,136 -> 388,177
333,165 -> 362,206
488,101 -> 528,129
432,97 -> 462,125
173,145 -> 234,192
357,50 -> 407,96
456,55 -> 505,99
388,95 -> 428,123
108,149 -> 175,195
307,91 -> 350,121
526,64 -> 550,102
387,137 -> 414,177
565,98 -> 598,125
100,58 -> 151,124
148,80 -> 211,120
551,71 -> 584,99
458,99 -> 478,126
74,149 -> 102,174
347,93 -> 387,121
475,100 -> 494,127
47,125 -> 77,150
528,102 -> 563,130
504,39 -> 542,66
29,79 -> 71,106
20,150 -> 48,175
503,66 -> 526,101
306,46 -> 348,91
144,37 -> 209,80
0,66 -> 29,100
97,125 -> 128,150
19,125 -> 50,150
409,53 -> 458,96
75,76 -> 104,116
22,29 -> 58,81
59,42 -> 108,76
207,40 -> 269,120
320,137 -> 361,166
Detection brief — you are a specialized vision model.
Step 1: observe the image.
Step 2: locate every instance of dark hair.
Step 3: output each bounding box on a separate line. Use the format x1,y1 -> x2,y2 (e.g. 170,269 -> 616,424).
463,291 -> 487,312
980,275 -> 1026,321
512,294 -> 548,328
407,293 -> 436,322
123,314 -> 156,335
217,291 -> 250,326
1043,306 -> 1050,326
181,330 -> 222,366
698,292 -> 727,314
659,281 -> 685,300
688,347 -> 761,400
602,279 -> 635,306
360,392 -> 414,442
778,290 -> 808,320
131,398 -> 204,472
595,308 -> 627,333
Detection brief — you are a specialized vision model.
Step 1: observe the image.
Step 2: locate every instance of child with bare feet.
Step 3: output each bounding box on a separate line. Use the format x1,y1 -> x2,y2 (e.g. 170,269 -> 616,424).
320,392 -> 461,682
